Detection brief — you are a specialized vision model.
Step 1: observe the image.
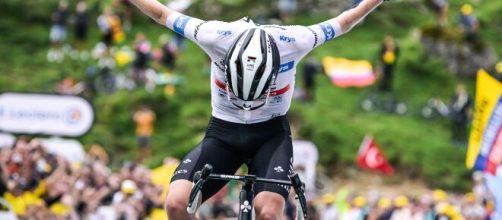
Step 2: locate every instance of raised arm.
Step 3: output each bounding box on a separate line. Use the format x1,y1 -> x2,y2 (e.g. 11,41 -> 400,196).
335,0 -> 384,33
293,0 -> 384,50
129,0 -> 175,25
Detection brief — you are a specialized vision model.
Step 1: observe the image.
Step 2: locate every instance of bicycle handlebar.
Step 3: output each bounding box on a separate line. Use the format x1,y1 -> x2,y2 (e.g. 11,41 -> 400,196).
186,164 -> 308,219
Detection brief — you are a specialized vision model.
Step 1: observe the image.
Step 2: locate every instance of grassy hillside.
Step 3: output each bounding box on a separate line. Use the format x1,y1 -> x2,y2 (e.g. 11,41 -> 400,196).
0,0 -> 500,190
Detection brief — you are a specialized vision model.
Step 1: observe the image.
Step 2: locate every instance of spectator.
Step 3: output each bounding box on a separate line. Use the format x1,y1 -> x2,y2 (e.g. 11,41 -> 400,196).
461,192 -> 486,219
370,197 -> 395,220
131,32 -> 152,84
123,0 -> 134,32
133,106 -> 156,162
319,193 -> 338,220
56,76 -> 77,95
87,144 -> 110,165
301,56 -> 322,102
74,1 -> 89,59
458,4 -> 480,44
112,179 -> 143,220
277,0 -> 298,22
341,196 -> 368,220
495,61 -> 502,82
97,7 -> 124,48
378,35 -> 400,94
159,34 -> 178,71
449,83 -> 471,146
48,0 -> 70,63
390,195 -> 412,220
430,0 -> 449,26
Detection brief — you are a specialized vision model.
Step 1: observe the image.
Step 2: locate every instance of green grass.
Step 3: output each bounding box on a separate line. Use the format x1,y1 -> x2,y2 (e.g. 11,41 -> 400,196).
0,0 -> 500,190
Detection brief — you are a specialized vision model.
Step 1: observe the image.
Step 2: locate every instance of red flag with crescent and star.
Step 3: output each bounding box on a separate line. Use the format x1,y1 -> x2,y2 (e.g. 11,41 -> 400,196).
356,135 -> 394,175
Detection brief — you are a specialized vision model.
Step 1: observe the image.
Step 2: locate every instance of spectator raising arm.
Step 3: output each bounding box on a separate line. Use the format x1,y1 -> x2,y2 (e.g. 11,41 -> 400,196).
129,0 -> 175,25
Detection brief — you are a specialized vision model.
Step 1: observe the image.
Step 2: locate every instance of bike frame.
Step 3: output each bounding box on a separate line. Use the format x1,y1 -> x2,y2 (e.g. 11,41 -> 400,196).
187,164 -> 308,220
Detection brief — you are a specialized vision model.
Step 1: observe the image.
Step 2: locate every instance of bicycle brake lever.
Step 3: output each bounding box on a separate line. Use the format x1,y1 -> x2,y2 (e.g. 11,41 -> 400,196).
201,164 -> 213,179
290,173 -> 308,219
187,164 -> 213,214
193,171 -> 202,182
187,171 -> 204,213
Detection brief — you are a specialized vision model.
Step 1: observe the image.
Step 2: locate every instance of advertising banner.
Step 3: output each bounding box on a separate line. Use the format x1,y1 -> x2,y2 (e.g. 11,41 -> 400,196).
0,93 -> 94,137
467,70 -> 502,174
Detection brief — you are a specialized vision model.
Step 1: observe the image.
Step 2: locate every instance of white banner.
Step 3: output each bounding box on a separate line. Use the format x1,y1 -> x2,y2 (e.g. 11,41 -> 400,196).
40,137 -> 86,163
0,133 -> 15,148
0,93 -> 94,137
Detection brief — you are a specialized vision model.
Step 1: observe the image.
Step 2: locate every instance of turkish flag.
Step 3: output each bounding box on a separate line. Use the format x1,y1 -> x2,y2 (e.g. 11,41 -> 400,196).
356,135 -> 394,175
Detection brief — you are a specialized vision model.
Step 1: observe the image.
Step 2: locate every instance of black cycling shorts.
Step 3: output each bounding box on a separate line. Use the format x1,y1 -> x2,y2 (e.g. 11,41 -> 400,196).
171,115 -> 293,202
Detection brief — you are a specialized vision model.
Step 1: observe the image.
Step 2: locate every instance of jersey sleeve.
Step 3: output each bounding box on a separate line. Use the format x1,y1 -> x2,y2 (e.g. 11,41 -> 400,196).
165,12 -> 237,60
307,18 -> 343,48
165,12 -> 205,42
279,18 -> 343,58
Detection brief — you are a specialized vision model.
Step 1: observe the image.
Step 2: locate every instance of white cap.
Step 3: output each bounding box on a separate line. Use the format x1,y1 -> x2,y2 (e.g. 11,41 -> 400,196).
121,179 -> 137,194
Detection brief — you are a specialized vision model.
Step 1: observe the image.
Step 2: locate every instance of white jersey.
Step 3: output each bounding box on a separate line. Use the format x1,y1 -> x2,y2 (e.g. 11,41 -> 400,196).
166,13 -> 342,124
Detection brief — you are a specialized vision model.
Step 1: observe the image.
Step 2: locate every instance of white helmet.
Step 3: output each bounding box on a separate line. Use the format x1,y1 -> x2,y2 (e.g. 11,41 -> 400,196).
224,28 -> 280,107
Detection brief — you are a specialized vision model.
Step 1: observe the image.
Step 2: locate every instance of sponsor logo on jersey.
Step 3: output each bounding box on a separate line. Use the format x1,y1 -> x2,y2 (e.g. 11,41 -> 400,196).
217,30 -> 232,37
271,113 -> 282,119
319,22 -> 336,41
279,184 -> 290,191
173,169 -> 188,176
261,25 -> 287,31
279,61 -> 295,73
214,60 -> 225,72
279,35 -> 296,43
218,90 -> 226,98
270,96 -> 283,104
274,166 -> 284,173
173,15 -> 191,36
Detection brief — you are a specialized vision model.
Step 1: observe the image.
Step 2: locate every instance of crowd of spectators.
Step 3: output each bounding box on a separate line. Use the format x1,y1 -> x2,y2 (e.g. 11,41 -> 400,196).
0,137 -> 176,220
1,136 -> 498,220
47,0 -> 182,98
312,186 -> 495,220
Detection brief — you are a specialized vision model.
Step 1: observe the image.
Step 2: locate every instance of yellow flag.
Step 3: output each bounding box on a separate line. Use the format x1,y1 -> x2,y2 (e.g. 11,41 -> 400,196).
151,160 -> 180,202
466,70 -> 502,168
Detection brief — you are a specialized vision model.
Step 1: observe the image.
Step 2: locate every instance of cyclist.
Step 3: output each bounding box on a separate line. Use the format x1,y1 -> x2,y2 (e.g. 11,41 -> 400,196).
129,0 -> 386,219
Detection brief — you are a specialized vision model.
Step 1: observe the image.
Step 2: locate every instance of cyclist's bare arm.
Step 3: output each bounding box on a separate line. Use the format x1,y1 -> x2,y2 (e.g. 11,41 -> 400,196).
335,0 -> 384,33
129,0 -> 176,25
287,0 -> 384,52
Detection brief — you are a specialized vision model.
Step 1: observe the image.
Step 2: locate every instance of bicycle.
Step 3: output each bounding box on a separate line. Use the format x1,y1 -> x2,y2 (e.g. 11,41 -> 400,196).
420,97 -> 450,120
187,164 -> 309,220
360,92 -> 408,115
